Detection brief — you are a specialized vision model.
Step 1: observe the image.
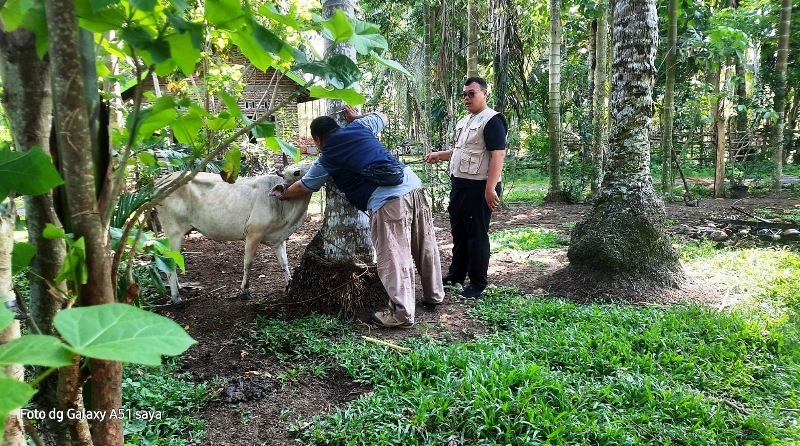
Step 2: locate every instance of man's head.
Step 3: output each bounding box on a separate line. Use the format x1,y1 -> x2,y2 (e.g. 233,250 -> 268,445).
462,76 -> 488,114
309,116 -> 340,150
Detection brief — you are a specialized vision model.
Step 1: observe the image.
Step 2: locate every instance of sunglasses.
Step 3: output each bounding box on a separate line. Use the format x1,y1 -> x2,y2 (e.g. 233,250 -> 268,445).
461,89 -> 484,99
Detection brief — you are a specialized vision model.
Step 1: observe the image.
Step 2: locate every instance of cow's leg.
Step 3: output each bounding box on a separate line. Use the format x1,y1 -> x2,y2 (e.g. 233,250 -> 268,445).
272,240 -> 292,286
240,234 -> 262,300
163,227 -> 185,306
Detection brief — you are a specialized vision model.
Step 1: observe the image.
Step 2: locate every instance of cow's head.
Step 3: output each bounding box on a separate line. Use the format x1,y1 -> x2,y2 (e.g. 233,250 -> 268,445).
279,163 -> 312,185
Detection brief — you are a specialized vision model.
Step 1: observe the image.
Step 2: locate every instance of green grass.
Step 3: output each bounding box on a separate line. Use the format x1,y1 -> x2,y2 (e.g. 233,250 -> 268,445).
238,242 -> 800,445
286,290 -> 799,445
753,207 -> 800,224
503,187 -> 546,204
122,361 -> 213,445
490,227 -> 568,252
680,242 -> 800,314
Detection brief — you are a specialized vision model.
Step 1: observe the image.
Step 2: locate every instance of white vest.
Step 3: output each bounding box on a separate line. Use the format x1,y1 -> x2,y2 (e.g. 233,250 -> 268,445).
449,107 -> 500,181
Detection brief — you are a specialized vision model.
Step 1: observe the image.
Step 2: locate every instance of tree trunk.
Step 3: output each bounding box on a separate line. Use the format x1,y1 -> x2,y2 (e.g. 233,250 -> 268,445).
538,0 -> 685,302
466,0 -> 479,77
590,2 -> 609,196
660,0 -> 677,198
545,0 -> 565,201
772,0 -> 792,192
0,24 -> 76,445
44,0 -> 122,443
286,0 -> 388,318
1,203 -> 24,446
710,68 -> 726,198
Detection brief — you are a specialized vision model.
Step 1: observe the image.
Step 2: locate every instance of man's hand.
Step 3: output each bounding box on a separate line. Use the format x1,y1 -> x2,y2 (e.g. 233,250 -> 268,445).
269,183 -> 286,198
424,150 -> 451,163
485,187 -> 500,210
341,105 -> 361,123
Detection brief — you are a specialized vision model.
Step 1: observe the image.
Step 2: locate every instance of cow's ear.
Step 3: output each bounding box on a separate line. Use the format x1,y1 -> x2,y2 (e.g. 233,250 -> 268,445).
269,184 -> 286,197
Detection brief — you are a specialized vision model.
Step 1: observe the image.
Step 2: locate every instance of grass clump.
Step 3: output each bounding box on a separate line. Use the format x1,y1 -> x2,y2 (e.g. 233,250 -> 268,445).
247,313 -> 354,361
122,361 -> 212,445
293,288 -> 799,445
503,187 -> 546,204
490,227 -> 568,253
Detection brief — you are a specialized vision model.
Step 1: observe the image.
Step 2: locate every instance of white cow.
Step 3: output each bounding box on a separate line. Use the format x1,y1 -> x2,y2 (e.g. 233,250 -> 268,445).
156,164 -> 312,304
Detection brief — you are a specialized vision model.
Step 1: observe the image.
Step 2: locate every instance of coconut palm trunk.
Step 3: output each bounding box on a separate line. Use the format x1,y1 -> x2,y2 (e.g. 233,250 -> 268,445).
286,0 -> 389,316
772,0 -> 792,192
660,0 -> 678,198
591,1 -> 609,195
545,0 -> 566,202
538,0 -> 685,302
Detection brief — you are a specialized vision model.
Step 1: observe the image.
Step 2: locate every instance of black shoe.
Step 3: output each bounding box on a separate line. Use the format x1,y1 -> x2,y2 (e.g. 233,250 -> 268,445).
419,299 -> 443,310
442,275 -> 463,287
458,286 -> 484,299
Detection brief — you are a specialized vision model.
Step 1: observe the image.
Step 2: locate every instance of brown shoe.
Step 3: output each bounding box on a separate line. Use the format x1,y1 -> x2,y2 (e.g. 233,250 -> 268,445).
370,309 -> 414,329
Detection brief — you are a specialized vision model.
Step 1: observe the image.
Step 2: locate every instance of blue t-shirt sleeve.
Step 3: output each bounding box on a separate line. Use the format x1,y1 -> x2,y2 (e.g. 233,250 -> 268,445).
350,112 -> 387,137
299,160 -> 330,191
484,114 -> 507,151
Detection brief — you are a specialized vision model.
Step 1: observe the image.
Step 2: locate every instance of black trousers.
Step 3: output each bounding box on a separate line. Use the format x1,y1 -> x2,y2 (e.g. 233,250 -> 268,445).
447,183 -> 501,290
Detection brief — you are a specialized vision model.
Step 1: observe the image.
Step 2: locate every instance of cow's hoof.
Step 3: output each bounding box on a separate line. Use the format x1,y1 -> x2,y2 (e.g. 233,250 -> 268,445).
172,300 -> 186,309
239,290 -> 252,301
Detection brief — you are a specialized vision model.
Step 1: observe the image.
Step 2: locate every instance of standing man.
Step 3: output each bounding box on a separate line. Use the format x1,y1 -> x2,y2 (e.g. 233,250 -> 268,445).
424,76 -> 507,299
276,106 -> 445,328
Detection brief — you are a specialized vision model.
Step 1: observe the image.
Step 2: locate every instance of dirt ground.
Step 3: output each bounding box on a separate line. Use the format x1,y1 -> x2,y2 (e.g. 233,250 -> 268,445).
153,193 -> 800,446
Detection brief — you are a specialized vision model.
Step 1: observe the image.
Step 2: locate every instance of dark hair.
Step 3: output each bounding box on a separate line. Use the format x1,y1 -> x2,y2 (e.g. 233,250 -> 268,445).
309,116 -> 340,141
464,76 -> 488,89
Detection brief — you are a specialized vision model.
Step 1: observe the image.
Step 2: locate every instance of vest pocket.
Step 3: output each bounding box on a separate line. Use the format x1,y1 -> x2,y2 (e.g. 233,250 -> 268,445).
458,149 -> 485,175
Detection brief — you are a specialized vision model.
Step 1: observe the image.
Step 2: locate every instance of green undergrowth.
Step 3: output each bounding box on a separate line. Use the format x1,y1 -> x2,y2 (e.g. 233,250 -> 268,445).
242,284 -> 800,445
490,227 -> 569,252
122,361 -> 213,445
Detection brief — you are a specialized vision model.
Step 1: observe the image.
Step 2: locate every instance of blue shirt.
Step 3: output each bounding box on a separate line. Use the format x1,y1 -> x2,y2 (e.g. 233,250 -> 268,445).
300,113 -> 421,212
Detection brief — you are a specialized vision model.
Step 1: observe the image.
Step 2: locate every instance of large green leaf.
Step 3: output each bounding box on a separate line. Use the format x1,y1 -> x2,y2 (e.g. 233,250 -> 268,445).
370,51 -> 412,80
205,0 -> 248,28
129,0 -> 157,12
220,146 -> 242,183
350,19 -> 387,55
265,137 -> 300,162
320,9 -> 353,43
134,97 -> 179,140
54,304 -> 196,366
306,86 -> 365,106
249,120 -> 275,139
259,4 -> 306,31
0,147 -> 64,202
0,335 -> 74,367
11,242 -> 35,276
231,30 -> 275,72
294,54 -> 361,90
172,113 -> 204,144
166,31 -> 201,77
219,91 -> 244,120
0,377 -> 36,437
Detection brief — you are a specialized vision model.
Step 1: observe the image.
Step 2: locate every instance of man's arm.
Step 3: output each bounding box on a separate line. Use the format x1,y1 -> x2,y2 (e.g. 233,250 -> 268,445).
276,180 -> 312,201
275,161 -> 328,200
485,150 -> 505,209
424,150 -> 452,163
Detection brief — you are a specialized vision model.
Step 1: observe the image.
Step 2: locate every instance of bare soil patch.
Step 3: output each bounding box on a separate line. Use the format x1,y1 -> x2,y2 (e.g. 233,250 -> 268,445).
152,194 -> 799,445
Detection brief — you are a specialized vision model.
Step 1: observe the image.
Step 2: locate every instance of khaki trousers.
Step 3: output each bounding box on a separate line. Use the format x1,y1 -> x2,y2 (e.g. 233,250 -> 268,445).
370,188 -> 445,324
